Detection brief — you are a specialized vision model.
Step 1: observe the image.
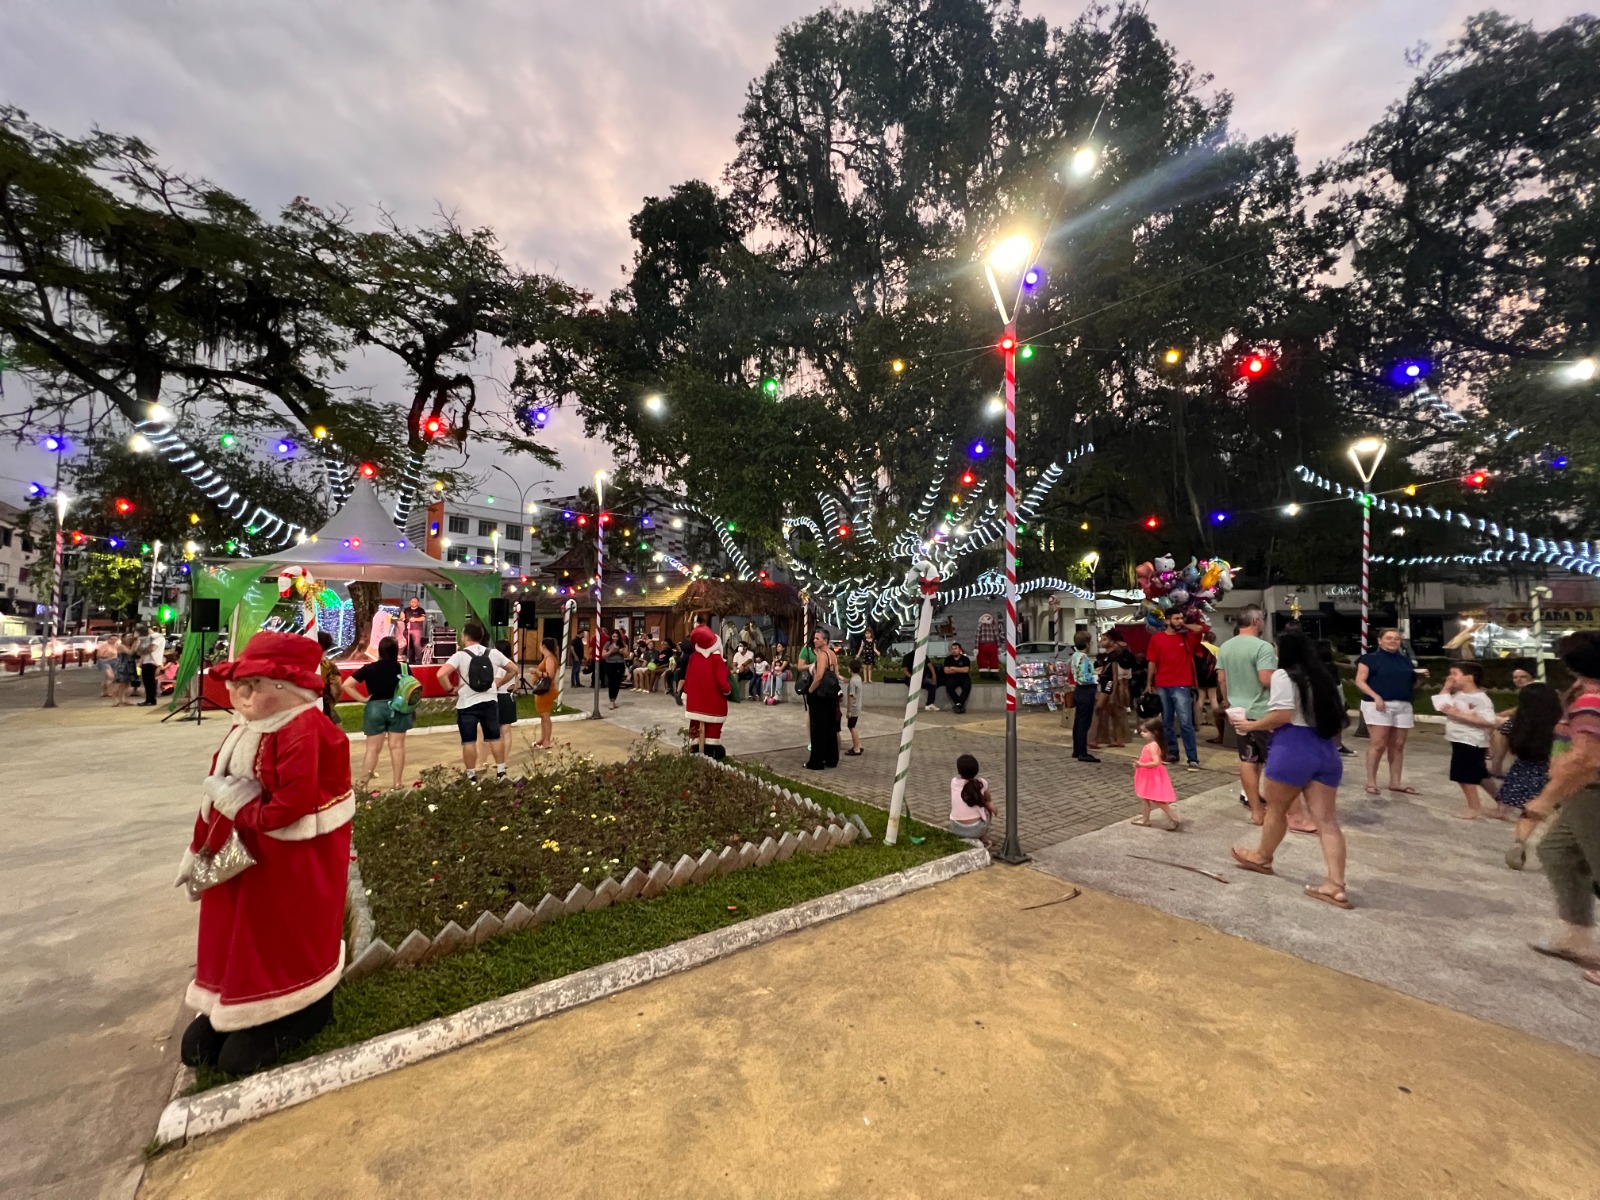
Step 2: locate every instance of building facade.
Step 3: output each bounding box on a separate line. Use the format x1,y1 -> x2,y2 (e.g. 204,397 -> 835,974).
0,502 -> 43,634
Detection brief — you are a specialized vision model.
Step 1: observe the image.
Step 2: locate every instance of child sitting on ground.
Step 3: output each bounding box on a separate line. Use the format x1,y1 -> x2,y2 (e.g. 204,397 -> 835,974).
1133,716 -> 1180,830
1432,662 -> 1501,819
949,753 -> 994,847
1501,681 -> 1564,868
843,663 -> 864,756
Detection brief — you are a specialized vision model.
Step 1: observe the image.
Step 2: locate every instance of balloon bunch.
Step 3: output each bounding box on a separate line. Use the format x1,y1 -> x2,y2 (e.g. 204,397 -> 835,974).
1133,554 -> 1235,630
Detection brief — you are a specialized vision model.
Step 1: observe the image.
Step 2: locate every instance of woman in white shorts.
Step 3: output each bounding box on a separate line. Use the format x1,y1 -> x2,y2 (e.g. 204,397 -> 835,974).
1355,628 -> 1427,796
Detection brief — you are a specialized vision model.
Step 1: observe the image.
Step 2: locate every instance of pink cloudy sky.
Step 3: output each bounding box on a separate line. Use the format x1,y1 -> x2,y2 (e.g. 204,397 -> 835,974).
0,0 -> 1581,493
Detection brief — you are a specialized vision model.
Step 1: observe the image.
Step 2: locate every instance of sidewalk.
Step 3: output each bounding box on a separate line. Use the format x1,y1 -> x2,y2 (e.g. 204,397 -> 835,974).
1030,733 -> 1600,1058
0,676 -> 218,1200
139,866 -> 1600,1199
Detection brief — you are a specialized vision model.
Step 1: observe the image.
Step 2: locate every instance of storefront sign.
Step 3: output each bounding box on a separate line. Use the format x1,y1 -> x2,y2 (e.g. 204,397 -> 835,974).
1497,607 -> 1600,628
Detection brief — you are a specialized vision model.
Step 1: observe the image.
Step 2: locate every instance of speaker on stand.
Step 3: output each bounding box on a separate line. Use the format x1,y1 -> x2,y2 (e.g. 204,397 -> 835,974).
163,596 -> 225,724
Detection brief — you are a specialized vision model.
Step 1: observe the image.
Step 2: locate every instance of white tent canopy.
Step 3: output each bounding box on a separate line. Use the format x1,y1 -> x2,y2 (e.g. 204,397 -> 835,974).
228,480 -> 495,585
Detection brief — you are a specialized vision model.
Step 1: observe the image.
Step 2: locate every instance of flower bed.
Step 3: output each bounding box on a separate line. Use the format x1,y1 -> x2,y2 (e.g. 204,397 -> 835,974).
354,744 -> 818,939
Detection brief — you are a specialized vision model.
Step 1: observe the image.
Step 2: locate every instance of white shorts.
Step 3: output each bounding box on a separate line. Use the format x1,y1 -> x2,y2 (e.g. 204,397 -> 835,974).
1360,699 -> 1414,729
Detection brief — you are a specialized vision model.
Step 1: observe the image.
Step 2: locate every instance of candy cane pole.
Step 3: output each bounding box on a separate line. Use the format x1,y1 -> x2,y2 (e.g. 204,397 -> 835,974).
996,317 -> 1026,864
590,472 -> 605,720
563,598 -> 577,705
886,561 -> 939,845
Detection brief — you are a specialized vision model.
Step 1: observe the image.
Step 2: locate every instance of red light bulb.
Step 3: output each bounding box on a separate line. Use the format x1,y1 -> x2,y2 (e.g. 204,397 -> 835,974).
998,335 -> 1017,353
359,463 -> 377,478
1144,515 -> 1160,529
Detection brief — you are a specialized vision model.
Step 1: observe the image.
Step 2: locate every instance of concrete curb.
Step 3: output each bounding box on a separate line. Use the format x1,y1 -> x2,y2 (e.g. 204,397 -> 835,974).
154,845 -> 989,1149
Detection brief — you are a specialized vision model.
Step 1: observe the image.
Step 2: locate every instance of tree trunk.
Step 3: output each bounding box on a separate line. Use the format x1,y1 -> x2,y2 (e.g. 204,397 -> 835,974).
349,581 -> 383,657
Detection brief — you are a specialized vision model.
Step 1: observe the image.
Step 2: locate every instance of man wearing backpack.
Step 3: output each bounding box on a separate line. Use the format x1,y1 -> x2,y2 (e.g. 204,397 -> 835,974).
438,621 -> 515,782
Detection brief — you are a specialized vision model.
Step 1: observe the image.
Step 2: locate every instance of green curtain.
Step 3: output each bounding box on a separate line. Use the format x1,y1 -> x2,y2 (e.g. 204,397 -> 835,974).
168,564 -> 264,706
423,583 -> 467,639
438,568 -> 497,627
234,579 -> 282,645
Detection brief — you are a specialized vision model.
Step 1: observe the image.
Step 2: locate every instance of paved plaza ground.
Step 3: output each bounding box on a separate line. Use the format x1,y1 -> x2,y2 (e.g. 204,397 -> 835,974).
4,672 -> 1598,1197
140,867 -> 1600,1199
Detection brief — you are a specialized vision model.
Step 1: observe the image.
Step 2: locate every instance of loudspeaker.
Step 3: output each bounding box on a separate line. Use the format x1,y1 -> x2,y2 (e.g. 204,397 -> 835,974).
192,597 -> 221,633
488,597 -> 512,627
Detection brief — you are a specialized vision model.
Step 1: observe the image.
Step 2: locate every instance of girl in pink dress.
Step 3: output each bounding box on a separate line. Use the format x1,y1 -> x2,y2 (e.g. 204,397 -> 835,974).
1133,717 -> 1181,830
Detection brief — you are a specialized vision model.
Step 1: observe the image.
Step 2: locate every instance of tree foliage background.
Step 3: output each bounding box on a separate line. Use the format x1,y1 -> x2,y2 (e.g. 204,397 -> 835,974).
2,1 -> 1595,607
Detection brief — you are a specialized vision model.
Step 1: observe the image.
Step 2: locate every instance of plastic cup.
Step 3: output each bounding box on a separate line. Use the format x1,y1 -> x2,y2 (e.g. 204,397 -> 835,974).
1227,706 -> 1246,724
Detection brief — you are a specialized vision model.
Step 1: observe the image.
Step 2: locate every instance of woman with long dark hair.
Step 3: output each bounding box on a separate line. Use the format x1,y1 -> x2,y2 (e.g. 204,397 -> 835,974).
1501,682 -> 1563,867
1229,631 -> 1354,908
603,631 -> 628,709
801,630 -> 841,770
532,636 -> 561,749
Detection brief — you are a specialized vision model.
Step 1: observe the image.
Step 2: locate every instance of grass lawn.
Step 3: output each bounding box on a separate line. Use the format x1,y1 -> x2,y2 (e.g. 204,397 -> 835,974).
335,693 -> 578,734
190,759 -> 966,1091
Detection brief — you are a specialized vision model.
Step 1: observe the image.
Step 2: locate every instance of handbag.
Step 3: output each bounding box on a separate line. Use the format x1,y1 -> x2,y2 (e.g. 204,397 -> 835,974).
533,673 -> 553,696
186,828 -> 257,900
1136,692 -> 1162,719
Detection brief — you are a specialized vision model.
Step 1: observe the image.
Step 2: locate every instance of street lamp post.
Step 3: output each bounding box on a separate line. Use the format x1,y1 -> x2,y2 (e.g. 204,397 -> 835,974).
1347,438 -> 1387,653
43,486 -> 69,710
983,233 -> 1035,866
590,470 -> 606,720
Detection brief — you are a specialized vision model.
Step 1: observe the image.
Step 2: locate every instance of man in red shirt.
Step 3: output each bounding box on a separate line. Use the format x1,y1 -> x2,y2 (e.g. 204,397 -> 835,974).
1146,609 -> 1204,769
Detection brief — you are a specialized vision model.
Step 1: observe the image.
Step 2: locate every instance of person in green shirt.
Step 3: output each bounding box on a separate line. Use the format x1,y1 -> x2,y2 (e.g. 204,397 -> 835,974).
1217,605 -> 1278,824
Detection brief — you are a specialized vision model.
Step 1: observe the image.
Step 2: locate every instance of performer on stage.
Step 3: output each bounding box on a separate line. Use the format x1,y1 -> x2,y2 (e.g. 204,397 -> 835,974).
683,617 -> 732,759
175,631 -> 355,1075
976,611 -> 1002,678
402,597 -> 429,665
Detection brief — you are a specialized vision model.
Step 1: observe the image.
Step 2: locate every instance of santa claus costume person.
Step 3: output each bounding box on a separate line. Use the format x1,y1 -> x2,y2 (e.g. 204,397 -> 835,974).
176,631 -> 355,1075
975,612 -> 1002,679
683,618 -> 732,760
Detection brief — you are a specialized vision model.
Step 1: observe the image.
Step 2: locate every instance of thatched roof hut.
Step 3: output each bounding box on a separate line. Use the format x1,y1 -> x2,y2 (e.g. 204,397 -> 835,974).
673,578 -> 803,621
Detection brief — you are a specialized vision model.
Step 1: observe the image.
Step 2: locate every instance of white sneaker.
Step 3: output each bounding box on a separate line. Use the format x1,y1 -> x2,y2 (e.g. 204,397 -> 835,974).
926,703 -> 939,711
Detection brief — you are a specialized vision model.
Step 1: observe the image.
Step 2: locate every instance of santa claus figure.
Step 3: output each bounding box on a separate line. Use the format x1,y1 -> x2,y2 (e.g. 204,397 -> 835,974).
682,618 -> 731,759
176,631 -> 355,1075
975,611 -> 1001,677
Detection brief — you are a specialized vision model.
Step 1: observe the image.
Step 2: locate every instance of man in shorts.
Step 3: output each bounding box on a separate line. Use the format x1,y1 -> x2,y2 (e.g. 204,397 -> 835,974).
1355,627 -> 1429,796
437,621 -> 515,783
1217,605 -> 1277,824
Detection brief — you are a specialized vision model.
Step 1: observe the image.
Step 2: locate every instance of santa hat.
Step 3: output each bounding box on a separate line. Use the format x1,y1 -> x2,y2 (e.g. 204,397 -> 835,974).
690,624 -> 719,651
211,630 -> 325,693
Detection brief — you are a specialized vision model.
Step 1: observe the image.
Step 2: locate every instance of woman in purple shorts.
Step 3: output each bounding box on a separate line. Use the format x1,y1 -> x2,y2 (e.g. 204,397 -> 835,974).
1229,631 -> 1354,909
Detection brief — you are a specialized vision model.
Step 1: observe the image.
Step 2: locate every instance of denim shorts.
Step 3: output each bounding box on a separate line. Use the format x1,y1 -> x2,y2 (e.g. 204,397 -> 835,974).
1263,724 -> 1342,790
949,816 -> 990,840
362,699 -> 415,737
456,699 -> 502,744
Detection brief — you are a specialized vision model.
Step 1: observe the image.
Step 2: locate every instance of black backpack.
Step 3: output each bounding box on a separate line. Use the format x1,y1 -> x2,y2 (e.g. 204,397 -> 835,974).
465,646 -> 496,692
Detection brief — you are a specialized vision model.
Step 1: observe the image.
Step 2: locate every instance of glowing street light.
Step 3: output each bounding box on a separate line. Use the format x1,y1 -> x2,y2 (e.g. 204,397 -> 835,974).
128,433 -> 152,453
976,229 -> 1039,866
1070,145 -> 1098,178
1347,437 -> 1388,651
644,393 -> 664,414
1570,357 -> 1597,382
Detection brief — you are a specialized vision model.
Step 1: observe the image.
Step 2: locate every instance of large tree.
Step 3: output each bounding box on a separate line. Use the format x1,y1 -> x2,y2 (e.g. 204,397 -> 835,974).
1311,12 -> 1600,568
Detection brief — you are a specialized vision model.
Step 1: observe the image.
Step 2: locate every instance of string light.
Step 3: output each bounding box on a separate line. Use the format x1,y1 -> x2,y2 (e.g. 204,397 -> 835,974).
1293,465 -> 1597,569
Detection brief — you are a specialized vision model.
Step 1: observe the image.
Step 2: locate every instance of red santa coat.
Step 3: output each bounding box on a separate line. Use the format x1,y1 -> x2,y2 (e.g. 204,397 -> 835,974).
183,704 -> 354,1031
683,626 -> 731,745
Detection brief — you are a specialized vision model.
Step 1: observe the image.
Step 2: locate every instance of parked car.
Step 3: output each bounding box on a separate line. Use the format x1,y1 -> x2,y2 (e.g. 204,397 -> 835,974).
0,635 -> 43,673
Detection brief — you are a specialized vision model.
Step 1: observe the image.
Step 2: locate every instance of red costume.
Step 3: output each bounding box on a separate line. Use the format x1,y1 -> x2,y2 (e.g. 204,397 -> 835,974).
976,613 -> 1001,673
682,624 -> 731,758
179,633 -> 354,1033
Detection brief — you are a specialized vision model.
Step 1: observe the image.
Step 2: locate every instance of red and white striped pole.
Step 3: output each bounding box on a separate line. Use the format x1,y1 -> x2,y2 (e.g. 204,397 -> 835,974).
1360,497 -> 1371,653
590,473 -> 604,720
996,320 -> 1026,864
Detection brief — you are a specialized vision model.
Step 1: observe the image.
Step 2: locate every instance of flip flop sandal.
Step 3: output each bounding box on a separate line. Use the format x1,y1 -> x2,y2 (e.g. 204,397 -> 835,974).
1364,786 -> 1382,795
1304,884 -> 1353,910
1530,942 -> 1600,970
1231,847 -> 1274,875
1387,786 -> 1422,795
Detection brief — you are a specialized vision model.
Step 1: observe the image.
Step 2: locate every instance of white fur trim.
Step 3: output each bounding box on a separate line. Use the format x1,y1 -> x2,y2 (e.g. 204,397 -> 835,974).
210,777 -> 264,820
200,701 -> 320,819
264,792 -> 356,842
684,709 -> 727,725
187,943 -> 345,1032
